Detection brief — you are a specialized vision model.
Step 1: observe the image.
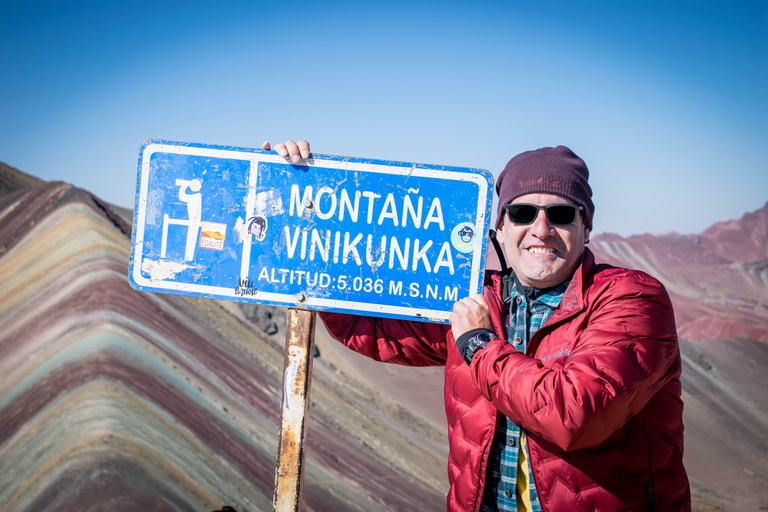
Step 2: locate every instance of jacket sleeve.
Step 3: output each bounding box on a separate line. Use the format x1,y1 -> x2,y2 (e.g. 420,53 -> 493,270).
319,311 -> 451,367
469,271 -> 680,452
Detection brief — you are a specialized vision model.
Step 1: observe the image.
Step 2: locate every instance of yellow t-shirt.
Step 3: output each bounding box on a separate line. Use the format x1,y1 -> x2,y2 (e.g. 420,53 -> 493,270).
516,432 -> 533,512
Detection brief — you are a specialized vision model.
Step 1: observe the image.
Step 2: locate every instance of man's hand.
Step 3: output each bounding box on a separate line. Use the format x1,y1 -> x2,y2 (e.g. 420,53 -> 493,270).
262,139 -> 310,164
449,294 -> 493,340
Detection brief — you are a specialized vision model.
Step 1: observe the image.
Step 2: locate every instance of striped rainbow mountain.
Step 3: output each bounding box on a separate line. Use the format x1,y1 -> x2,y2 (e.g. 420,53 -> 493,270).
0,162 -> 449,511
1,160 -> 767,511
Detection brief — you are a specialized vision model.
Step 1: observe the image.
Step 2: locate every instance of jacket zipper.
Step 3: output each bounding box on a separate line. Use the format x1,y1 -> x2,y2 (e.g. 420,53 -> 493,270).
641,409 -> 656,512
473,411 -> 502,512
647,483 -> 656,512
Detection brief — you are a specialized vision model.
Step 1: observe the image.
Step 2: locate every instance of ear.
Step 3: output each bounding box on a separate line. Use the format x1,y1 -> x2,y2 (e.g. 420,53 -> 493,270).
496,223 -> 505,244
583,224 -> 591,243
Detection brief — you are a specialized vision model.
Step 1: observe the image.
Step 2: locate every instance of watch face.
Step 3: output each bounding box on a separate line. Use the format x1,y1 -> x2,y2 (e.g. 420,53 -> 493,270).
476,332 -> 497,344
464,331 -> 497,364
467,332 -> 496,350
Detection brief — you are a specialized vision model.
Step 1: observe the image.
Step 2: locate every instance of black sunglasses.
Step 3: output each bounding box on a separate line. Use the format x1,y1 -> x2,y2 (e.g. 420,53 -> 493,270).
503,203 -> 583,226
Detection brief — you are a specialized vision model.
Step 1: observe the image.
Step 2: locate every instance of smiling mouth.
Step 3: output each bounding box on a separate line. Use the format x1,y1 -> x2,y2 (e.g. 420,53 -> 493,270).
527,247 -> 556,254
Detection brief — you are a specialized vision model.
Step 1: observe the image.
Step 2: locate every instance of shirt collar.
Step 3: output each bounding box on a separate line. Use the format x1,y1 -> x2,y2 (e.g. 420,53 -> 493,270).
503,271 -> 571,307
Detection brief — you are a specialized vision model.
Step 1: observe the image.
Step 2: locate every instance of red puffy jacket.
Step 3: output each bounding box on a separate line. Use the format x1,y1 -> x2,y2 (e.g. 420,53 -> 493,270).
320,248 -> 690,511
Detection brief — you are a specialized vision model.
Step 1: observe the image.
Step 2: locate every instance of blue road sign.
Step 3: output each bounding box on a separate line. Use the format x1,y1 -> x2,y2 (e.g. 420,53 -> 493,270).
129,140 -> 493,323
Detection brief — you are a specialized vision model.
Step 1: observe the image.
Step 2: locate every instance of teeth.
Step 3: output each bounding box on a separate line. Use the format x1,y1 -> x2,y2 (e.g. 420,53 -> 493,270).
528,247 -> 555,254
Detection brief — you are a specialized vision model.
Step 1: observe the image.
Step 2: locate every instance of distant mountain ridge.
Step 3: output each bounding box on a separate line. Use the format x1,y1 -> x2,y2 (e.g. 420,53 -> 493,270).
0,161 -> 44,198
590,201 -> 768,343
702,203 -> 768,263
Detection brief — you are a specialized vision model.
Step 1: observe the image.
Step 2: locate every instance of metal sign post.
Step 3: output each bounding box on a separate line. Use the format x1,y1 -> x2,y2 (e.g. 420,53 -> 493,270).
127,139 -> 494,511
273,308 -> 316,512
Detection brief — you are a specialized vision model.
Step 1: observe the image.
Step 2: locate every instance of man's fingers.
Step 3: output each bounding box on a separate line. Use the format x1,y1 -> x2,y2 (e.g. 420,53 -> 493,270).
265,140 -> 310,163
284,140 -> 299,162
261,141 -> 271,150
280,140 -> 301,163
297,139 -> 310,160
450,294 -> 493,338
273,143 -> 289,158
454,295 -> 487,314
470,294 -> 488,309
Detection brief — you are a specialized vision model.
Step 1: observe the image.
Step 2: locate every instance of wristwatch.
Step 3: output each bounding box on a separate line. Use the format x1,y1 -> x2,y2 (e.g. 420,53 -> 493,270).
463,331 -> 498,365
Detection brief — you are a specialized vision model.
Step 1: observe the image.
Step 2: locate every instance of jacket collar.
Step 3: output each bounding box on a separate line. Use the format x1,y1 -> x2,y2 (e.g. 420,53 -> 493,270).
486,247 -> 595,334
548,247 -> 594,324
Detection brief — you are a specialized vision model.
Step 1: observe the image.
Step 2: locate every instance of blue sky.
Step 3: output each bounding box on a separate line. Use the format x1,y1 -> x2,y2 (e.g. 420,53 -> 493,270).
1,0 -> 766,236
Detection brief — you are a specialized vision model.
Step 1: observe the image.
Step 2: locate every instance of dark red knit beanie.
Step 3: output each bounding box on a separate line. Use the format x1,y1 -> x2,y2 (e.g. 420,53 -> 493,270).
495,145 -> 594,229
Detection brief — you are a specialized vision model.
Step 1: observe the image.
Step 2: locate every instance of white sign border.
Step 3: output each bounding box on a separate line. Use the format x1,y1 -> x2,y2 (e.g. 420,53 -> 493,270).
131,141 -> 491,322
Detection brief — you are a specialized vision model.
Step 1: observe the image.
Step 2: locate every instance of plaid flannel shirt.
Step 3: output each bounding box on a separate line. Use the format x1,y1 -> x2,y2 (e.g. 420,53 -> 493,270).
479,278 -> 569,512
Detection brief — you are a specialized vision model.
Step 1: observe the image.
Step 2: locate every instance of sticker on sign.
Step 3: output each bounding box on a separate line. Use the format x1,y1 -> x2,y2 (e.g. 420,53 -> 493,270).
128,139 -> 493,323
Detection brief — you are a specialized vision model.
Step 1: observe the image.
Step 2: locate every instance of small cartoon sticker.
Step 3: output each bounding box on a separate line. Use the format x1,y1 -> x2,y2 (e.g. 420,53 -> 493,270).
199,221 -> 227,251
450,222 -> 478,254
247,215 -> 268,241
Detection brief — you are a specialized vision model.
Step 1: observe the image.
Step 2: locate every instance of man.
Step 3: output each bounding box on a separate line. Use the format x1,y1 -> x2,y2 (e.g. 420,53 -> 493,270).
264,140 -> 690,511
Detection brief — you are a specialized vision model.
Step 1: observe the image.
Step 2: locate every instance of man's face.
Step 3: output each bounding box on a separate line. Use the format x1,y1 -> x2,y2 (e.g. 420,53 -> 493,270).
497,193 -> 590,289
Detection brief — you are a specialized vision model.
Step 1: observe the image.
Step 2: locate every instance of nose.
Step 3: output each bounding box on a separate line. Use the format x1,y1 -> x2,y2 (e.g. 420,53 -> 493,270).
529,208 -> 555,238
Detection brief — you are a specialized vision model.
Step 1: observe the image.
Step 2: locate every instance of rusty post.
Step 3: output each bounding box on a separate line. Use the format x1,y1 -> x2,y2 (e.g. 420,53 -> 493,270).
273,308 -> 317,512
